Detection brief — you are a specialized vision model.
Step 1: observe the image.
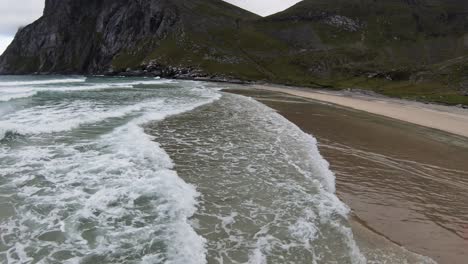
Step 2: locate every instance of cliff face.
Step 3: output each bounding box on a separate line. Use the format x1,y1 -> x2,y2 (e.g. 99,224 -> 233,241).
0,0 -> 174,73
1,0 -> 467,104
0,0 -> 257,74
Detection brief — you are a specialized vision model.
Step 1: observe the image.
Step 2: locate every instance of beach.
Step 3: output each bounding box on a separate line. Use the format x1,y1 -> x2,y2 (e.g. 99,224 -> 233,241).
253,84 -> 468,138
226,87 -> 468,264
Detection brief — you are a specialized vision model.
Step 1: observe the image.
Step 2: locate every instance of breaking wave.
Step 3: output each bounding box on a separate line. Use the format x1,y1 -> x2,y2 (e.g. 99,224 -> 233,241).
0,79 -> 219,263
0,78 -> 175,101
0,77 -> 86,86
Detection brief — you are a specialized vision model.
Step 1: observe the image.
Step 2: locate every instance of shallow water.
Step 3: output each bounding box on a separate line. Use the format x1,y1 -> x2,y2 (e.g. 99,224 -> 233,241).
146,93 -> 365,263
0,76 -> 434,263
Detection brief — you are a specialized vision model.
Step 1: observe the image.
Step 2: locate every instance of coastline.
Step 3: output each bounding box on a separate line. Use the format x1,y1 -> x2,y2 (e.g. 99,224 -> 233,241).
4,73 -> 467,121
251,84 -> 468,139
224,87 -> 468,264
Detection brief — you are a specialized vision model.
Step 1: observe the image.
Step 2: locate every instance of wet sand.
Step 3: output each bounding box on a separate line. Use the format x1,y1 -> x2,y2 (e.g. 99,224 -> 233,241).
225,88 -> 468,264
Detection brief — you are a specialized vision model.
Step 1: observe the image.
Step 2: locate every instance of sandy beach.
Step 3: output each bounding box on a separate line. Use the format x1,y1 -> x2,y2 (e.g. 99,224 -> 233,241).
253,84 -> 468,139
226,87 -> 468,264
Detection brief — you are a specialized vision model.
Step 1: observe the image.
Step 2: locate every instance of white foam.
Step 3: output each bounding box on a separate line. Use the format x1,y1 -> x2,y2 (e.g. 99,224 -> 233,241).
0,78 -> 176,102
0,128 -> 207,263
248,235 -> 271,264
0,77 -> 86,86
0,84 -> 220,263
0,91 -> 37,101
0,80 -> 370,263
0,99 -> 160,139
264,102 -> 367,263
0,84 -> 127,102
127,79 -> 175,85
0,84 -> 221,140
215,94 -> 367,263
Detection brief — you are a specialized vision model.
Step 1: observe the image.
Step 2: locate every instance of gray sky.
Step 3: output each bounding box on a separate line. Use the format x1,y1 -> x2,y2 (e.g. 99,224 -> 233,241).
0,0 -> 302,54
225,0 -> 302,16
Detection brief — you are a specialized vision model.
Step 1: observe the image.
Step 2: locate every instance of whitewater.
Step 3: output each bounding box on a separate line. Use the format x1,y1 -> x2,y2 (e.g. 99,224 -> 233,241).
0,76 -> 434,263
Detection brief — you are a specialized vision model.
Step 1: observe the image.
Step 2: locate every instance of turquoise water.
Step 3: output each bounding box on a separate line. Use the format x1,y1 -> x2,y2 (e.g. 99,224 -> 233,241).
0,76 -> 432,263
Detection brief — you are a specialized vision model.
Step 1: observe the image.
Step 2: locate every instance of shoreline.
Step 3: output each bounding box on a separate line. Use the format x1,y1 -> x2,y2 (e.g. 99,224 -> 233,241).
251,84 -> 468,139
3,73 -> 467,113
224,87 -> 468,264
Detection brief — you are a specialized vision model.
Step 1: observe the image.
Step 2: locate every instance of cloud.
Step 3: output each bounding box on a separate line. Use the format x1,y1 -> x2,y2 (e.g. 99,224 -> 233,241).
0,0 -> 45,36
224,0 -> 302,16
0,36 -> 14,56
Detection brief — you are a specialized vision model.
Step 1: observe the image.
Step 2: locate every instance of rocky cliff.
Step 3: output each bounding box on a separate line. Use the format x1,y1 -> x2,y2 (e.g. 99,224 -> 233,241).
1,0 -> 467,104
0,0 -> 258,75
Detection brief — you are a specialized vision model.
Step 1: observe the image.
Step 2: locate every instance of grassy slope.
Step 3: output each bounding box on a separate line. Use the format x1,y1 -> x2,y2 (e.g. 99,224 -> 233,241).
256,0 -> 468,104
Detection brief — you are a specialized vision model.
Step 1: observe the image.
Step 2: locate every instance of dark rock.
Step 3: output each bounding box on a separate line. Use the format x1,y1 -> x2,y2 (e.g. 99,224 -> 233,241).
0,0 -> 258,75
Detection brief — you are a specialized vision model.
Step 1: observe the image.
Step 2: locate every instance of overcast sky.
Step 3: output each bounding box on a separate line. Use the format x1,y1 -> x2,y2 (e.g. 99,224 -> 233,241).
225,0 -> 302,16
0,0 -> 302,54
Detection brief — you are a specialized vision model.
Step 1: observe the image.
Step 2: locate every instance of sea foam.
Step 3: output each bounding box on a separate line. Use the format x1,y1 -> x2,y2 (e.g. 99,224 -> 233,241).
0,81 -> 219,263
0,78 -> 175,102
0,77 -> 86,86
145,92 -> 367,263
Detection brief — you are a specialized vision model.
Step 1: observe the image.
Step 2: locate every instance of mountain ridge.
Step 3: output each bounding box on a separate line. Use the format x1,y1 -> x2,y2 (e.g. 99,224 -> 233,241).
1,0 -> 467,105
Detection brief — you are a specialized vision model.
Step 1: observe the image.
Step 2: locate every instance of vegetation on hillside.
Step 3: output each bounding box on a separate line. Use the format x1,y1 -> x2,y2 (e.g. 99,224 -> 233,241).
1,0 -> 467,105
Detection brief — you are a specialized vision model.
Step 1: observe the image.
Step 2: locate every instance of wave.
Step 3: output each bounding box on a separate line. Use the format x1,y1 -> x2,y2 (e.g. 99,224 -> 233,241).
0,86 -> 220,263
0,99 -> 161,140
0,77 -> 86,86
0,79 -> 176,102
128,79 -> 175,85
257,97 -> 365,263
0,85 -> 114,102
0,91 -> 38,102
0,85 -> 123,101
0,126 -> 206,263
0,83 -> 220,141
233,96 -> 366,263
144,93 -> 367,263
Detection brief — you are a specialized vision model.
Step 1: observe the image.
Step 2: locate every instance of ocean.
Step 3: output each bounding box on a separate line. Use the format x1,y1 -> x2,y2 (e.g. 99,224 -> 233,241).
0,76 -> 433,263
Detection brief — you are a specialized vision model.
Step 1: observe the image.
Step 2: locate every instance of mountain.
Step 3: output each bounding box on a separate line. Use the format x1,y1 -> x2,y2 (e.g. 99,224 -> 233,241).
0,0 -> 259,76
256,0 -> 468,103
1,0 -> 467,105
